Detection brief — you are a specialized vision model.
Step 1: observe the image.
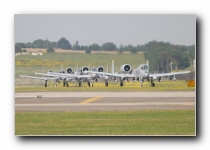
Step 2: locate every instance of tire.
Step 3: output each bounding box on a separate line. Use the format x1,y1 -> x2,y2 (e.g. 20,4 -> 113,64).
151,83 -> 155,87
105,82 -> 108,87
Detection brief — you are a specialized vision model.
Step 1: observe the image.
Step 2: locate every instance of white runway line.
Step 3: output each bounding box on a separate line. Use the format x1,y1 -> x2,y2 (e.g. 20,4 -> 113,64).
15,102 -> 195,107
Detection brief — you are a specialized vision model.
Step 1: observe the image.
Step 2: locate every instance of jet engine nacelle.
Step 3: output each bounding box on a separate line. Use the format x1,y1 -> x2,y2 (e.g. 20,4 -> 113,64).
120,64 -> 131,73
121,76 -> 127,81
97,66 -> 104,72
66,67 -> 73,74
80,66 -> 89,73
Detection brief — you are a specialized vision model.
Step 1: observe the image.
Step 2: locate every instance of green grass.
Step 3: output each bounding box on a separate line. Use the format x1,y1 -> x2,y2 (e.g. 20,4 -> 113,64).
15,53 -> 145,71
15,110 -> 195,135
15,80 -> 195,92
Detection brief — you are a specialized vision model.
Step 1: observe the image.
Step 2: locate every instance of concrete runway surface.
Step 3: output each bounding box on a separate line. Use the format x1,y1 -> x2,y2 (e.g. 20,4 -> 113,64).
15,92 -> 195,112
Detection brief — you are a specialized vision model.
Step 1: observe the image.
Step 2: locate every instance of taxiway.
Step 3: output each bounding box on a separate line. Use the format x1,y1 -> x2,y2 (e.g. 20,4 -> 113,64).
15,92 -> 195,112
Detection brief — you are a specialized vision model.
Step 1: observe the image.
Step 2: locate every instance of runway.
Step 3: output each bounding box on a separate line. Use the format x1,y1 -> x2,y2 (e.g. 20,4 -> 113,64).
15,92 -> 195,112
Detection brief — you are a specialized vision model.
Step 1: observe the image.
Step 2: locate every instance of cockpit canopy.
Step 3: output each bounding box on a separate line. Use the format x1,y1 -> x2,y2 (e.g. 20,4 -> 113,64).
139,64 -> 148,70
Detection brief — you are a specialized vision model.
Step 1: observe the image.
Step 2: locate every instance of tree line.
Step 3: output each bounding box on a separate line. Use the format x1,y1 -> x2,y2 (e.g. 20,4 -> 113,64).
143,41 -> 195,73
15,37 -> 119,53
15,38 -> 195,72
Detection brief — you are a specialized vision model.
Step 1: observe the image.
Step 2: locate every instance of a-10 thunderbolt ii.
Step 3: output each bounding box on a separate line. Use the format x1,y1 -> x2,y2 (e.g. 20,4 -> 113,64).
85,63 -> 191,87
20,66 -> 104,87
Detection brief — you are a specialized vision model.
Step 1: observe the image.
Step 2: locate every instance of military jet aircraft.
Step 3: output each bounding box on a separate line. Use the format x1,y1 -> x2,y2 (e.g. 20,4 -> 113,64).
19,75 -> 61,87
20,66 -> 104,87
85,64 -> 191,87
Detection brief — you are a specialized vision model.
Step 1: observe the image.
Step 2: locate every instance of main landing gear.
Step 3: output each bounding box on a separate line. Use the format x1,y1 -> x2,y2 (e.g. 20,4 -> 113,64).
78,82 -> 82,87
120,80 -> 123,86
105,81 -> 108,87
63,78 -> 69,87
87,81 -> 94,87
150,78 -> 155,87
44,80 -> 48,87
74,81 -> 82,87
139,78 -> 155,87
105,80 -> 123,87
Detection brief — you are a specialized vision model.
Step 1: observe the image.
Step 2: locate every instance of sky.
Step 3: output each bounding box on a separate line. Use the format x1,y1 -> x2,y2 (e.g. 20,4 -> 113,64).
14,14 -> 195,47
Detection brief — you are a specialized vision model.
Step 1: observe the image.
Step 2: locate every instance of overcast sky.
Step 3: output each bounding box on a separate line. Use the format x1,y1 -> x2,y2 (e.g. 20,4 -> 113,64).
14,14 -> 195,47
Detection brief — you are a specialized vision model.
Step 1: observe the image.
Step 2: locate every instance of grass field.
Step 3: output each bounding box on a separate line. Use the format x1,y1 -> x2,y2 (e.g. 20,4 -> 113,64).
15,80 -> 194,92
15,53 -> 145,71
15,110 -> 195,135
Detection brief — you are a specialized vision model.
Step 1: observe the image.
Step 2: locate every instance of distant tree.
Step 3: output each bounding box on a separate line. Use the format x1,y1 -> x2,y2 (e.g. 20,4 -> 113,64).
101,42 -> 117,51
49,42 -> 57,48
17,43 -> 26,48
89,43 -> 100,51
56,37 -> 72,50
85,48 -> 91,54
130,48 -> 138,53
33,39 -> 46,48
143,41 -> 195,73
179,52 -> 190,69
24,42 -> 34,48
118,44 -> 124,53
15,43 -> 22,53
72,40 -> 80,50
136,44 -> 143,51
186,45 -> 195,59
119,44 -> 124,50
80,45 -> 88,50
47,45 -> 55,53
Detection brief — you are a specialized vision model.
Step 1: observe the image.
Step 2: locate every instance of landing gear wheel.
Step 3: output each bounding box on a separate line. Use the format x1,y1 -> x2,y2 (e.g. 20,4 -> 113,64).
120,82 -> 123,86
105,82 -> 108,87
88,81 -> 90,87
151,83 -> 155,87
79,82 -> 82,87
45,80 -> 47,87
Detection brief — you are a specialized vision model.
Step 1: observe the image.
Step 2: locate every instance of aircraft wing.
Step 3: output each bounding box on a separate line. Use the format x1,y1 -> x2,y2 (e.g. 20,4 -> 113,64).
35,72 -> 91,79
149,71 -> 191,79
19,75 -> 56,81
86,71 -> 135,78
35,73 -> 69,80
36,72 -> 74,77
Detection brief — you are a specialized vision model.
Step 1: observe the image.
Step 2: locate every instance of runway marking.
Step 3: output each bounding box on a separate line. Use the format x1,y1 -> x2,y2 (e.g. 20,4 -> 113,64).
15,102 -> 194,107
80,97 -> 103,104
